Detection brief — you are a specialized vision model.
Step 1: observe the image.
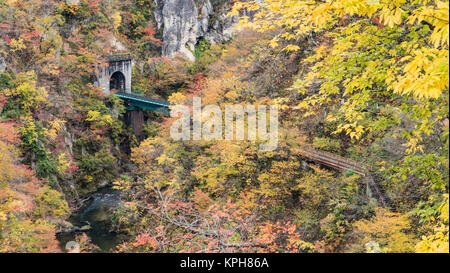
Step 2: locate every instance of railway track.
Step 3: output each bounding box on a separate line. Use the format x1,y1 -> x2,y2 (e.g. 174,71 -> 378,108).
297,146 -> 391,207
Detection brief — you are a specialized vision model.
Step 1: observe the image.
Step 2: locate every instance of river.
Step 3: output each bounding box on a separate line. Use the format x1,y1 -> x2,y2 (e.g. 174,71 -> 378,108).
56,186 -> 127,252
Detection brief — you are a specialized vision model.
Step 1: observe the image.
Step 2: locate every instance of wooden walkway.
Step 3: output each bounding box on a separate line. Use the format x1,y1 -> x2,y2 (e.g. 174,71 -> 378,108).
297,146 -> 391,207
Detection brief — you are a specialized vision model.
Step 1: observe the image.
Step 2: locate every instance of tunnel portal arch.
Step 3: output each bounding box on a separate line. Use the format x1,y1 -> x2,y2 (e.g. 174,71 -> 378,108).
96,55 -> 132,95
110,71 -> 126,92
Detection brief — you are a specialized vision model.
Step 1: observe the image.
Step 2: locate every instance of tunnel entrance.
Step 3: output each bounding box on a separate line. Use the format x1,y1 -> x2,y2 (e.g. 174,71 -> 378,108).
110,71 -> 125,92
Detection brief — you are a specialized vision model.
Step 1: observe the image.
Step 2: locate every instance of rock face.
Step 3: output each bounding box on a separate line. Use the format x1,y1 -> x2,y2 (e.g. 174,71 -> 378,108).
154,0 -> 236,61
0,56 -> 6,72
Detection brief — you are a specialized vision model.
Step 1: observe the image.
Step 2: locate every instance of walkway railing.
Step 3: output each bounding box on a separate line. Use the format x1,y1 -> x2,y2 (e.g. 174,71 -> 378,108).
297,145 -> 391,207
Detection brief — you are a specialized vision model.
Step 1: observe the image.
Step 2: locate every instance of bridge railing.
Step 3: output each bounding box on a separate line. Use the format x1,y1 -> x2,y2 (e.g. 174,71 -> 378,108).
297,145 -> 391,207
297,145 -> 366,175
114,92 -> 170,112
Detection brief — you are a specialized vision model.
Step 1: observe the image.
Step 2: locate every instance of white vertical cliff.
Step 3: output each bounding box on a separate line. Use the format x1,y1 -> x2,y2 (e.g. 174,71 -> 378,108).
154,0 -> 236,61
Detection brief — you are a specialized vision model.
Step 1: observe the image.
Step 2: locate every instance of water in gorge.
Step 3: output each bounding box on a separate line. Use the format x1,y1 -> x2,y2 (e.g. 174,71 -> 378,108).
56,187 -> 126,252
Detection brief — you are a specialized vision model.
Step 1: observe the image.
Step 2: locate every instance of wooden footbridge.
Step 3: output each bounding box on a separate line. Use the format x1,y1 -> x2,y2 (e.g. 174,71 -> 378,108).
297,146 -> 391,207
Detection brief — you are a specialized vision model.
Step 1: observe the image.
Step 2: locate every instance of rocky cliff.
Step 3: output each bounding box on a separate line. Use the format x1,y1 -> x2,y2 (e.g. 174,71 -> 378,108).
154,0 -> 236,61
0,56 -> 6,73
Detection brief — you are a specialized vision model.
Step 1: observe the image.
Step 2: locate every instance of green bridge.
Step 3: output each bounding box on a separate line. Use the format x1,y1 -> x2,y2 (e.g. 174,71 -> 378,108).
114,92 -> 170,113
